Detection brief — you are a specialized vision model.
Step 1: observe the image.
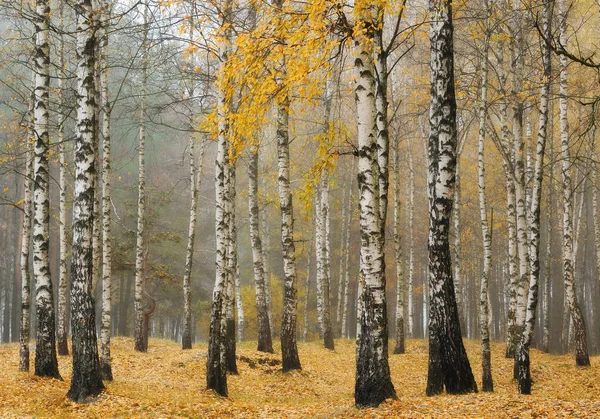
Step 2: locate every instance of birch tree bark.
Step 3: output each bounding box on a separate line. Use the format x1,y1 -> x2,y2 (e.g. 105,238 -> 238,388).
273,0 -> 301,373
56,2 -> 69,357
515,0 -> 552,393
248,142 -> 273,352
353,2 -> 396,407
336,187 -> 348,336
341,171 -> 354,339
99,0 -> 113,381
317,173 -> 334,349
407,138 -> 415,337
225,163 -> 238,373
134,6 -> 149,353
207,0 -> 232,395
558,0 -> 590,367
19,89 -> 34,372
393,132 -> 405,355
33,0 -> 60,379
476,23 -> 493,391
181,16 -> 206,351
426,0 -> 476,396
67,0 -> 105,401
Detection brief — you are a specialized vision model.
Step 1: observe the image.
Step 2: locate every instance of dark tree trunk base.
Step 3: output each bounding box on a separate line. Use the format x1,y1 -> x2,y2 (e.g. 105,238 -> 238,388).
182,334 -> 192,350
516,344 -> 531,395
575,354 -> 591,366
19,347 -> 30,372
100,360 -> 113,381
67,380 -> 104,403
324,330 -> 334,351
393,344 -> 405,355
226,319 -> 238,374
426,336 -> 477,396
57,338 -> 69,356
281,337 -> 301,373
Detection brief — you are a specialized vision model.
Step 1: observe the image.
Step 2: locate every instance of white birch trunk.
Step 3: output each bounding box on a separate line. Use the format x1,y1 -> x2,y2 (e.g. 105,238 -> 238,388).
56,2 -> 69,357
353,4 -> 395,406
559,0 -> 590,367
393,132 -> 405,355
248,143 -> 273,352
134,7 -> 149,353
19,88 -> 35,372
426,0 -> 476,396
99,0 -> 113,381
67,0 -> 104,401
33,0 -> 60,379
407,138 -> 415,337
207,1 -> 232,395
477,28 -> 493,391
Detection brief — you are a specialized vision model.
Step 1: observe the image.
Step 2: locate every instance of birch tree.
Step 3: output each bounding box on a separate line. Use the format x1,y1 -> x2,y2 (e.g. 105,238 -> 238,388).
476,10 -> 493,390
99,0 -> 113,381
248,141 -> 273,352
56,2 -> 69,357
207,0 -> 233,396
515,0 -> 552,393
67,0 -> 105,401
19,87 -> 34,372
558,0 -> 590,367
426,0 -> 476,396
134,4 -> 149,353
353,1 -> 396,407
393,132 -> 404,354
32,0 -> 60,379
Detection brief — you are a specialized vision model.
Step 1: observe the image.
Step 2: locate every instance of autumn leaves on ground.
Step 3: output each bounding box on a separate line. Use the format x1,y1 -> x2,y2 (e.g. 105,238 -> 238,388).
1,338 -> 599,418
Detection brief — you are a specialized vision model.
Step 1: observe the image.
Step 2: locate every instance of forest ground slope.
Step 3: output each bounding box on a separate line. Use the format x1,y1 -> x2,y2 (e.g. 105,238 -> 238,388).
1,337 -> 600,418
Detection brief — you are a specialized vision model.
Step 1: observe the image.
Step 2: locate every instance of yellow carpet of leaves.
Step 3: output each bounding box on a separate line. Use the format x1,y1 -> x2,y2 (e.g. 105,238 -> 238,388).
1,337 -> 600,418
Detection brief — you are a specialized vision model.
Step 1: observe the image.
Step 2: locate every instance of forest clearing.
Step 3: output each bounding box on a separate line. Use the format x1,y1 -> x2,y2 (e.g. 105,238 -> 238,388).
1,337 -> 600,418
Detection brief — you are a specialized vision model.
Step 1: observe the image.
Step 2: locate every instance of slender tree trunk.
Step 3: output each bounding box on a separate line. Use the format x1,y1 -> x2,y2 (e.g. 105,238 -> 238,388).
515,0 -> 552,393
67,0 -> 105,401
19,92 -> 34,372
453,165 -> 464,330
277,88 -> 301,372
99,0 -> 113,381
477,26 -> 493,392
181,17 -> 206,351
303,225 -> 313,341
558,0 -> 590,367
393,132 -> 405,355
353,4 -> 396,407
56,2 -> 69,357
134,7 -> 149,353
225,164 -> 238,373
426,0 -> 476,396
248,143 -> 273,352
33,0 -> 60,380
407,138 -> 415,337
207,1 -> 232,395
315,188 -> 324,338
273,0 -> 301,373
317,174 -> 334,349
336,187 -> 348,336
261,186 -> 273,337
341,171 -> 354,339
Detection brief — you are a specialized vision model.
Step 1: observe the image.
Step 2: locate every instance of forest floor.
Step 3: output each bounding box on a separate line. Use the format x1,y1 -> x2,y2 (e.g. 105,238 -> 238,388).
1,337 -> 600,418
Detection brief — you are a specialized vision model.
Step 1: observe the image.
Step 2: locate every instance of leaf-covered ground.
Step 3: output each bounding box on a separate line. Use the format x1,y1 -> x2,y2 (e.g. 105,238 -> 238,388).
1,337 -> 600,418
